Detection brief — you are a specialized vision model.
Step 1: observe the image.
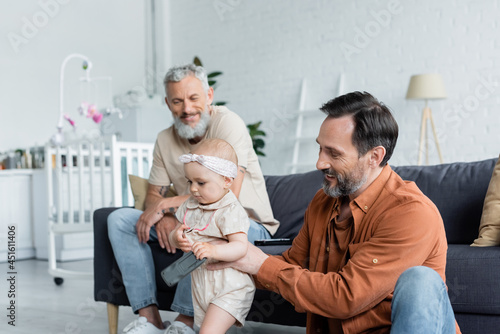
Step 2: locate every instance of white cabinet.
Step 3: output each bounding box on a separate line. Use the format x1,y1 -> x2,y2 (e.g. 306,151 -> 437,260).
0,169 -> 94,263
0,170 -> 37,262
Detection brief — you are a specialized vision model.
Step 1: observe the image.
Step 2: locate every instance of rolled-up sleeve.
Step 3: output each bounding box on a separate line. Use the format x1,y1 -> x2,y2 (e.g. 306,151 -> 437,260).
148,138 -> 171,186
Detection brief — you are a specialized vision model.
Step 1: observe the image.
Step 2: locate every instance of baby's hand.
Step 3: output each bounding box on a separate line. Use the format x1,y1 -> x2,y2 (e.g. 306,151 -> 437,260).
170,224 -> 193,252
192,242 -> 215,260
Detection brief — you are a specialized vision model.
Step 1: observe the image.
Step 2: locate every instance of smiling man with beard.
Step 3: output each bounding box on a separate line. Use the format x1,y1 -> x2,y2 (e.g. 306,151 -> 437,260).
212,91 -> 461,334
107,64 -> 279,334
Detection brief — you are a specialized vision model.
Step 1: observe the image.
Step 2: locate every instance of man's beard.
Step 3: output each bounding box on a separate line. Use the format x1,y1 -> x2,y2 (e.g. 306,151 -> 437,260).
321,164 -> 367,198
173,111 -> 211,140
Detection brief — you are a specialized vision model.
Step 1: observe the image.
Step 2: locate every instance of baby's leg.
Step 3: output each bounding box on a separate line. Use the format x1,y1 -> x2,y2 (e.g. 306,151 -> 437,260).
199,303 -> 236,334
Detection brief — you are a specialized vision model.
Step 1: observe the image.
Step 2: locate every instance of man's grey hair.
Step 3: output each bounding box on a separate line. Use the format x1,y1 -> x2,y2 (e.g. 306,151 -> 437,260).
163,63 -> 210,94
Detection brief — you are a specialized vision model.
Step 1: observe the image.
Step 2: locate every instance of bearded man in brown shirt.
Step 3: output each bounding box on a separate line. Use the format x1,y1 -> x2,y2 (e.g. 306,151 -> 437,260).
212,91 -> 461,333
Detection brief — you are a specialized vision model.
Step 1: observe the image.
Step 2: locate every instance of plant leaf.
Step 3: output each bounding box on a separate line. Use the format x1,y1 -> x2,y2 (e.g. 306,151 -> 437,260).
214,101 -> 226,106
208,80 -> 216,87
207,71 -> 223,78
193,56 -> 202,66
254,138 -> 265,148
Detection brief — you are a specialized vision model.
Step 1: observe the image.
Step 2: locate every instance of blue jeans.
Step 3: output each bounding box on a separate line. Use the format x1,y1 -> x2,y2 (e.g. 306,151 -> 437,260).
107,207 -> 271,314
391,266 -> 456,334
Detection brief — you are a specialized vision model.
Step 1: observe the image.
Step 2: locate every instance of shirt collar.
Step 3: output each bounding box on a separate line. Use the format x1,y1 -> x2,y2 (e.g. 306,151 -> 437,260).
185,190 -> 237,210
351,164 -> 393,214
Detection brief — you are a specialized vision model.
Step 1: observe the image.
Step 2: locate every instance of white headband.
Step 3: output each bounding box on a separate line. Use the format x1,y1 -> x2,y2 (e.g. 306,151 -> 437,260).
179,153 -> 238,179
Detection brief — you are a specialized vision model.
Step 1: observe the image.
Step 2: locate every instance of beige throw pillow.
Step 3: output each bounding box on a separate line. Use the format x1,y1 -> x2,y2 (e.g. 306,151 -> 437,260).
471,155 -> 500,247
128,175 -> 177,211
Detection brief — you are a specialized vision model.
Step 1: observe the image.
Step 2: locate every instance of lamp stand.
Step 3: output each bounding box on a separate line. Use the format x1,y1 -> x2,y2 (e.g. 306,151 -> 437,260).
418,102 -> 443,165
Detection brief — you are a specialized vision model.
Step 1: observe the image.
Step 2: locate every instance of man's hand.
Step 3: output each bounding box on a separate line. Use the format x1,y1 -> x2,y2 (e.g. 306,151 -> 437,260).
207,243 -> 269,275
136,203 -> 166,244
154,215 -> 178,253
138,183 -> 189,245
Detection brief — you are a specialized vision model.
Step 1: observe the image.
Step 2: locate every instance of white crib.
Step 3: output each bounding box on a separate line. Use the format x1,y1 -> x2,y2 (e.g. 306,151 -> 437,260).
45,135 -> 154,284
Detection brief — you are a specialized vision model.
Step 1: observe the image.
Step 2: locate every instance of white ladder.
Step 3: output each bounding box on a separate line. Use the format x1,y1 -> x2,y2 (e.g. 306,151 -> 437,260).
289,75 -> 345,174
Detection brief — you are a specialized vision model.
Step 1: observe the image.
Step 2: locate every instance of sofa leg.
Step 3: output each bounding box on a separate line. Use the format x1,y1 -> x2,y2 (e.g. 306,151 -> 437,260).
107,303 -> 119,334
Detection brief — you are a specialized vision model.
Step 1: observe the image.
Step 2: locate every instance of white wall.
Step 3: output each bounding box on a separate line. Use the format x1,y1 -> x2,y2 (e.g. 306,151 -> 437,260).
167,0 -> 500,175
0,0 -> 147,151
2,0 -> 499,176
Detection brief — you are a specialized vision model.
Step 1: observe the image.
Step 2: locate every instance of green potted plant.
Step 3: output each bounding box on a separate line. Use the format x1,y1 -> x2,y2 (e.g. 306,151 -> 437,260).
193,56 -> 225,106
246,121 -> 266,157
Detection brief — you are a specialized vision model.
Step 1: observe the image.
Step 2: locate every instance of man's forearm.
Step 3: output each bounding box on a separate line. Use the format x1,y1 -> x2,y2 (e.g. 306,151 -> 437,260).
144,194 -> 189,214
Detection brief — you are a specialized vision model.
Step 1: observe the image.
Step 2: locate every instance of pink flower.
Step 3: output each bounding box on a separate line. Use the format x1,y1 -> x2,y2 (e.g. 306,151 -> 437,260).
92,112 -> 103,124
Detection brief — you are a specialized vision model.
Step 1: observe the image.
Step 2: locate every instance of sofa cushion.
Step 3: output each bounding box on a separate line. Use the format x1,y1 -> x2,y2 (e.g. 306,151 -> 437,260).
472,155 -> 500,247
129,175 -> 149,210
446,244 -> 500,315
454,313 -> 500,334
265,170 -> 323,239
129,175 -> 177,210
393,158 -> 497,244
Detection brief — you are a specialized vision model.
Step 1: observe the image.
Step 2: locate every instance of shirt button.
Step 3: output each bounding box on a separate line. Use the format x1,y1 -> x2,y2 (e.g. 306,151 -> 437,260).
373,258 -> 378,264
364,205 -> 368,210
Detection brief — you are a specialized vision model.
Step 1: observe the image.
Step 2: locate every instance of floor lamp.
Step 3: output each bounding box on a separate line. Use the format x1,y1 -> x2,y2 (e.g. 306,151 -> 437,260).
406,74 -> 447,165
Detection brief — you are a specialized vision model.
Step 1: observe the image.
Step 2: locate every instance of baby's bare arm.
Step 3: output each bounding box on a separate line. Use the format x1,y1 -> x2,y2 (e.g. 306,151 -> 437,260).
192,232 -> 248,261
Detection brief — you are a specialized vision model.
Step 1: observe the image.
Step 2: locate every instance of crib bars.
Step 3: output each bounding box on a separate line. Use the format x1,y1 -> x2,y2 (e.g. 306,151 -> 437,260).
45,135 -> 154,283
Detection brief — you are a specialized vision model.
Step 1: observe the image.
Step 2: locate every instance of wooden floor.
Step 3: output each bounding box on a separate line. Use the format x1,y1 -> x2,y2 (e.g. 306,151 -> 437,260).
0,259 -> 306,333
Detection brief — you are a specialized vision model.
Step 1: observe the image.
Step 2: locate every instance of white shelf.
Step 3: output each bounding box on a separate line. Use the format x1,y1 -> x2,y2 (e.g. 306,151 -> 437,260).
0,169 -> 37,176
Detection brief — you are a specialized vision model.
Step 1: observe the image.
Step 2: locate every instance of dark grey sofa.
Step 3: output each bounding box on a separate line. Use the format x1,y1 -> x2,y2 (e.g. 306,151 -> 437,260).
94,158 -> 500,333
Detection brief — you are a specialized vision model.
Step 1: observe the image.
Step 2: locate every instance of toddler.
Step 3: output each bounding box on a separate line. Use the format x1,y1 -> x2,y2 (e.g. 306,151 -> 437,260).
171,138 -> 255,334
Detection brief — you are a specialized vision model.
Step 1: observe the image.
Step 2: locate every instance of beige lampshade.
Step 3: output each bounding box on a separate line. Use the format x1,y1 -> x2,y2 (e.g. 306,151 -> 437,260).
406,74 -> 447,100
